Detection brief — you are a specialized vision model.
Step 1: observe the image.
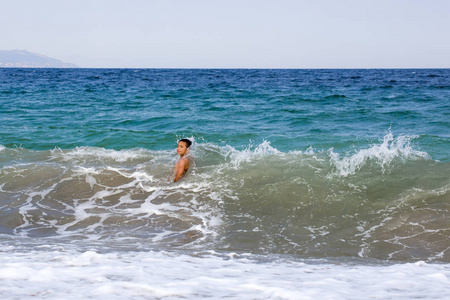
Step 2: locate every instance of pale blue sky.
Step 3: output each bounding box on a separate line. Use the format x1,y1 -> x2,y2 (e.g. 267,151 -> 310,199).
2,0 -> 449,68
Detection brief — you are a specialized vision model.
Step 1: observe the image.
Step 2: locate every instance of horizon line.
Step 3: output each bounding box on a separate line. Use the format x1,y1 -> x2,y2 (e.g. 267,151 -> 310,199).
1,66 -> 449,70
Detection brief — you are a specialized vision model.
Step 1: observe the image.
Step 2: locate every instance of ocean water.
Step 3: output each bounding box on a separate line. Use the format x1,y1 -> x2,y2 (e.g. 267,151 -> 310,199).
0,68 -> 449,299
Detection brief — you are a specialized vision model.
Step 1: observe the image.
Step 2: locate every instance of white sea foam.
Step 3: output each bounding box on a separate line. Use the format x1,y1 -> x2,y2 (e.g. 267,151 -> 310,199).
0,246 -> 448,300
206,140 -> 283,168
52,146 -> 154,163
193,134 -> 431,179
329,132 -> 431,176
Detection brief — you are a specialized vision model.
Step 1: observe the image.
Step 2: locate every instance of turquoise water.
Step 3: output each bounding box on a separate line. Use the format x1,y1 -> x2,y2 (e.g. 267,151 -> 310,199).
1,68 -> 450,299
1,69 -> 449,160
0,68 -> 449,264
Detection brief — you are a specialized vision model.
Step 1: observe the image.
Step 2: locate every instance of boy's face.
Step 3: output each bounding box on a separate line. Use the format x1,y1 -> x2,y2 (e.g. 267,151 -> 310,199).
177,141 -> 188,156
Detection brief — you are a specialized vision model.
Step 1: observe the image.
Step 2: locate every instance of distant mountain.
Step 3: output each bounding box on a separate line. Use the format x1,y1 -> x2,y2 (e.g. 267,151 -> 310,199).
0,50 -> 78,68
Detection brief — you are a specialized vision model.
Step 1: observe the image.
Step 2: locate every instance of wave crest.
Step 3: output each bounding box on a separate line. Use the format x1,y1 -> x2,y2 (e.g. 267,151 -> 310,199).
328,133 -> 431,176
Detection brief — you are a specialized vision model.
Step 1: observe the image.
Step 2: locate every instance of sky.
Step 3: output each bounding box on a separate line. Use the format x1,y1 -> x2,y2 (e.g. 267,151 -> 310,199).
2,0 -> 449,68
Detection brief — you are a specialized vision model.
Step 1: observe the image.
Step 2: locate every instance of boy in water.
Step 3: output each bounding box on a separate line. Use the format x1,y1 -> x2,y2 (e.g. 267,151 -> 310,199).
173,138 -> 192,182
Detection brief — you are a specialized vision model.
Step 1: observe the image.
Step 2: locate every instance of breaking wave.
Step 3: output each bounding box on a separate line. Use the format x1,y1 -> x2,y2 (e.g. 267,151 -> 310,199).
0,133 -> 449,262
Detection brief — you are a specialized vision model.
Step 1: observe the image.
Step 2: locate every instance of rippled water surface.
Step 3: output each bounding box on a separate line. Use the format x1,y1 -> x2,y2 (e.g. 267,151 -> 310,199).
1,68 -> 449,299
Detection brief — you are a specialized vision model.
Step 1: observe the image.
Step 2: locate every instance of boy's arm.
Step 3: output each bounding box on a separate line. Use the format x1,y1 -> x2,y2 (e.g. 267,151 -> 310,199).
174,159 -> 188,182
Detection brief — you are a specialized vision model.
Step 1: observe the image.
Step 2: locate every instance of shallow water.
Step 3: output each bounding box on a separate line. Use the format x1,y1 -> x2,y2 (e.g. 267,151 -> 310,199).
1,68 -> 449,298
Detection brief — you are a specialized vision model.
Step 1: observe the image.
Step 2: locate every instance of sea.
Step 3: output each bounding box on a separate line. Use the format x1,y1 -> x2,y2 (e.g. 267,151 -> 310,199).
0,68 -> 449,299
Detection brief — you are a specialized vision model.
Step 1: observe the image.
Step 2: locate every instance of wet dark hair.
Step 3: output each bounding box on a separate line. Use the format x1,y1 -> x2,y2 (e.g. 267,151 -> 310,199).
179,138 -> 192,148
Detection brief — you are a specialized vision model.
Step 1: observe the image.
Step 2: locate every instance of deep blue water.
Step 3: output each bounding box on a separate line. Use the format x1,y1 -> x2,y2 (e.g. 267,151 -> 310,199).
1,68 -> 449,160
